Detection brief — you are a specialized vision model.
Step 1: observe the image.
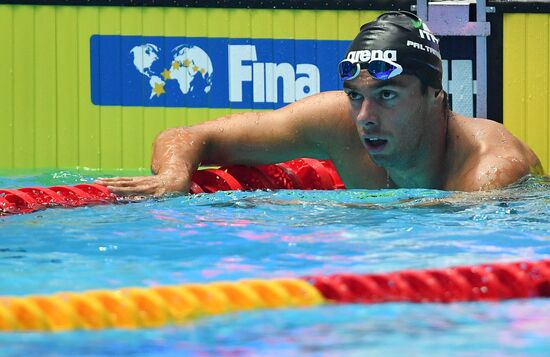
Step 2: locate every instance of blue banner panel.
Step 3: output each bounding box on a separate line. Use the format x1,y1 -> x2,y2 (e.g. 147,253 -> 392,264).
90,35 -> 345,109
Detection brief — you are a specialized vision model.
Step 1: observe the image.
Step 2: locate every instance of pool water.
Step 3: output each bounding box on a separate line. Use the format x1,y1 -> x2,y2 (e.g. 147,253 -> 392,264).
1,172 -> 549,356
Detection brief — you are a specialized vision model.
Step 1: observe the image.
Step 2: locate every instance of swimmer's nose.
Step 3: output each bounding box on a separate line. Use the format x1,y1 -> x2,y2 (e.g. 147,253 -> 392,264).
355,99 -> 380,127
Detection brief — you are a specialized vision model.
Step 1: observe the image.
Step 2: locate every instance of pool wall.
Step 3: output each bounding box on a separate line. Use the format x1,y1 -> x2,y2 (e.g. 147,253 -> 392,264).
0,0 -> 548,172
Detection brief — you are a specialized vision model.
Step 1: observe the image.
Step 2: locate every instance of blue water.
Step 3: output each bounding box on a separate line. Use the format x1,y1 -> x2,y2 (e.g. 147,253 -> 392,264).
1,172 -> 549,356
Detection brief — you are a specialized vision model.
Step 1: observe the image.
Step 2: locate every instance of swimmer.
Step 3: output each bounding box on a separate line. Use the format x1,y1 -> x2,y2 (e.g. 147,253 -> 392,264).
96,11 -> 543,195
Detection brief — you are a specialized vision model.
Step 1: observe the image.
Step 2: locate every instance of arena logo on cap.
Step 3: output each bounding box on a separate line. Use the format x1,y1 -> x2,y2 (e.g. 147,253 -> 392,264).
346,49 -> 398,64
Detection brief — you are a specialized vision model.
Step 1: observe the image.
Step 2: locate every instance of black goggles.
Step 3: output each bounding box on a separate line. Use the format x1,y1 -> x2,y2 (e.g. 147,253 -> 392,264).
338,59 -> 403,81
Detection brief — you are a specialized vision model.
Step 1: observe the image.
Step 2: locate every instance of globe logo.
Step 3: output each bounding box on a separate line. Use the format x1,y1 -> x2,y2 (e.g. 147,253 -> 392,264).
129,43 -> 213,100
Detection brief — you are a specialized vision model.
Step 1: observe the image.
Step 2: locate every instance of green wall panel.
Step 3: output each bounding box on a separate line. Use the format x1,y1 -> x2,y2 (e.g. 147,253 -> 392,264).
0,6 -> 14,169
13,6 -> 35,169
35,6 -> 57,168
56,6 -> 79,168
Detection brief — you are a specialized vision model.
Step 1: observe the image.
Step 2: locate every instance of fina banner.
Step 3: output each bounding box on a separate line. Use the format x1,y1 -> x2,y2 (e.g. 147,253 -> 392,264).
90,35 -> 346,109
90,35 -> 474,114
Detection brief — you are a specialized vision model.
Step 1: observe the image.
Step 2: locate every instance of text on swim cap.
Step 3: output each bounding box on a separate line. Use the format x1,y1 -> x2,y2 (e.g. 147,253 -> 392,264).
406,40 -> 441,59
418,28 -> 439,44
346,49 -> 397,64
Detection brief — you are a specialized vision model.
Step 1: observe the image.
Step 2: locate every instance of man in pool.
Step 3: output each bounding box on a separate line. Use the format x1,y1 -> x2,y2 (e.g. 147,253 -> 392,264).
96,11 -> 543,195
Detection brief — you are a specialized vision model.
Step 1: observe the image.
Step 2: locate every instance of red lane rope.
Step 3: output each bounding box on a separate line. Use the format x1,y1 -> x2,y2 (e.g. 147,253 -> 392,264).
0,259 -> 548,333
303,259 -> 550,303
1,158 -> 344,215
0,184 -> 117,215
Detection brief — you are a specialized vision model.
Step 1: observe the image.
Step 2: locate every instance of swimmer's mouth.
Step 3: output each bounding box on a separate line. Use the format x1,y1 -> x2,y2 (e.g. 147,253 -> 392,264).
364,137 -> 388,151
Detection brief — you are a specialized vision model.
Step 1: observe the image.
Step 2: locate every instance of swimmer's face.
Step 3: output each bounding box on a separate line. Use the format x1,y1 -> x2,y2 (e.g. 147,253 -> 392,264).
343,71 -> 440,168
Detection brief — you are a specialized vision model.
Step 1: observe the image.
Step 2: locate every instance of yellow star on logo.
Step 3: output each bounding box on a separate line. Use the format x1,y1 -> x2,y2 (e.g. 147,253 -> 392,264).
161,69 -> 171,80
193,65 -> 199,72
200,68 -> 206,75
172,61 -> 180,70
153,82 -> 165,97
183,59 -> 191,67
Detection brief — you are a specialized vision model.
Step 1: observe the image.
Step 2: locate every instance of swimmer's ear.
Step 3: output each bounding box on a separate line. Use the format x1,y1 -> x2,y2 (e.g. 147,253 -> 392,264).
432,88 -> 445,109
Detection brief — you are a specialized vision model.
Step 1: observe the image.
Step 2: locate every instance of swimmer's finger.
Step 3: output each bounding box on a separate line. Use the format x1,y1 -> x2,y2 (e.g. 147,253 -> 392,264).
95,177 -> 136,184
101,180 -> 146,188
99,175 -> 189,196
126,195 -> 150,202
96,178 -> 161,190
105,184 -> 157,195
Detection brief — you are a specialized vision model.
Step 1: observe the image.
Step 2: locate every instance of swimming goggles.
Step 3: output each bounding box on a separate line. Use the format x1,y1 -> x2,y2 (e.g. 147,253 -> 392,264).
338,59 -> 403,81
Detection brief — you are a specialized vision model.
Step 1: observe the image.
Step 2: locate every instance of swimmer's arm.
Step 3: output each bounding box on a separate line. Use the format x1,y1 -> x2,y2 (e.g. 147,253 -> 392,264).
462,155 -> 540,191
188,100 -> 334,167
96,91 -> 350,196
95,127 -> 201,196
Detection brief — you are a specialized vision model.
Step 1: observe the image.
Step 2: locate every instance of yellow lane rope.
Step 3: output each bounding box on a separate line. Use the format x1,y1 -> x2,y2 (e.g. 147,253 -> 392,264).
0,278 -> 323,332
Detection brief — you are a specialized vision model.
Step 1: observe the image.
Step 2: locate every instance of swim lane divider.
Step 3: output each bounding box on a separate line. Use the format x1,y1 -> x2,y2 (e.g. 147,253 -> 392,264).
0,158 -> 345,215
0,259 -> 549,332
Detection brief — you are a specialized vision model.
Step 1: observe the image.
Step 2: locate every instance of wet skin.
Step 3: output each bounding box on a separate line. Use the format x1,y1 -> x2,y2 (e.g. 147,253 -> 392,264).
95,72 -> 543,196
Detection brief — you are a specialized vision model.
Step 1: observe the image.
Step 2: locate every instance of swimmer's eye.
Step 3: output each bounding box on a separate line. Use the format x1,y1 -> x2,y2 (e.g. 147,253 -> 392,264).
379,90 -> 397,101
345,90 -> 363,101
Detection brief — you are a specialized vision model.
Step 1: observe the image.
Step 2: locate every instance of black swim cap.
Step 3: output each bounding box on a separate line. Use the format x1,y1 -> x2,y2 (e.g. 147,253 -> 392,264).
343,11 -> 443,90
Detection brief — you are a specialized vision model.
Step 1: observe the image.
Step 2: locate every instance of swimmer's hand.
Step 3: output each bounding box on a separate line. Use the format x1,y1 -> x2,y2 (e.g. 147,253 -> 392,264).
94,174 -> 189,197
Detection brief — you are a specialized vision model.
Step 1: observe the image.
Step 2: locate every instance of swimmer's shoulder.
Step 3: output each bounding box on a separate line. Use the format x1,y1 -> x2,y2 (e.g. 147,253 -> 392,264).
466,116 -> 540,170
451,114 -> 535,158
447,114 -> 543,190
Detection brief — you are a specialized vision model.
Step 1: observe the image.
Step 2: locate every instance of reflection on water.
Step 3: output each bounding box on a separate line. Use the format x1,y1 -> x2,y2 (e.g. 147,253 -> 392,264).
199,174 -> 549,208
